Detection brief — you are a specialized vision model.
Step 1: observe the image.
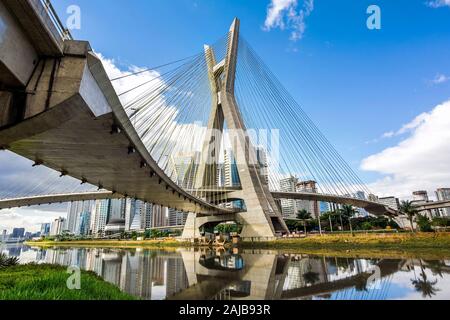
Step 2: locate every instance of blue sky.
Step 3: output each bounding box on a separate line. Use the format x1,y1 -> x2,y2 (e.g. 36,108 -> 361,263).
50,0 -> 450,195
2,0 -> 450,232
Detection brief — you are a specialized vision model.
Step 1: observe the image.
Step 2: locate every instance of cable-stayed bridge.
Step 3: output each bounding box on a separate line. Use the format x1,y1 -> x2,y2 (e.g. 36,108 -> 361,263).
0,0 -> 400,240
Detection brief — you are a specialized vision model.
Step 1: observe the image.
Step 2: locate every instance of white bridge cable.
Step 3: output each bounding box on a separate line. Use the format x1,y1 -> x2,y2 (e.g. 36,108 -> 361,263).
234,36 -> 371,197
0,151 -> 98,201
118,36 -> 230,205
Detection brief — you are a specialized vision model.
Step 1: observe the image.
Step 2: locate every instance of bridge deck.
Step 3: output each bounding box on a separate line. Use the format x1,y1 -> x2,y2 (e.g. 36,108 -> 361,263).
0,47 -> 230,215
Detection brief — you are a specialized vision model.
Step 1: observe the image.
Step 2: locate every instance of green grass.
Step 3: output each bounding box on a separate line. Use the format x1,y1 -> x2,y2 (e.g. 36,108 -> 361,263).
0,264 -> 136,300
242,232 -> 450,252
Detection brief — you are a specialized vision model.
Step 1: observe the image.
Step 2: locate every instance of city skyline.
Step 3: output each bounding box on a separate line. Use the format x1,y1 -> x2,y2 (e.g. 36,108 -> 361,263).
1,0 -> 450,232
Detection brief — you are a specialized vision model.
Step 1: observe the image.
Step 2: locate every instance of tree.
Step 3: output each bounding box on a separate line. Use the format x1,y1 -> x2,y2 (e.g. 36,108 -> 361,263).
411,261 -> 440,298
416,214 -> 433,232
400,200 -> 419,232
297,209 -> 312,235
340,205 -> 357,234
0,253 -> 19,268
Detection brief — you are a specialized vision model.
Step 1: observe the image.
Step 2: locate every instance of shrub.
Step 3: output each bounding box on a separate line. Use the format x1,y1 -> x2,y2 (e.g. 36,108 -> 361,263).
416,215 -> 433,233
0,253 -> 19,269
432,217 -> 450,228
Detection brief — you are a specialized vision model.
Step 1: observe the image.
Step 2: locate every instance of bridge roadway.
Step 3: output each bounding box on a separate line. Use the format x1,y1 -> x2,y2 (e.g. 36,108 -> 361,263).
0,190 -> 400,217
0,1 -> 234,216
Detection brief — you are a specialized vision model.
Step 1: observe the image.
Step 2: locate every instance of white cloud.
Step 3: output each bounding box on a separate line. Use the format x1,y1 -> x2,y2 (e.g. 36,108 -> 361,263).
0,207 -> 65,233
361,100 -> 450,199
431,73 -> 450,85
426,0 -> 450,8
263,0 -> 314,42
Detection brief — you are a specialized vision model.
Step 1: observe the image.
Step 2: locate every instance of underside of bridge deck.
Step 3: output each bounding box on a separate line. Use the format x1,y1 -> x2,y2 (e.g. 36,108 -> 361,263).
0,41 -> 228,215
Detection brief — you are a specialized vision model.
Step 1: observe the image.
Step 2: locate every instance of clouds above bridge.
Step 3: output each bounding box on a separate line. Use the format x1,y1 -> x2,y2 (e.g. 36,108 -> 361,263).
263,0 -> 314,42
361,99 -> 450,199
426,0 -> 450,8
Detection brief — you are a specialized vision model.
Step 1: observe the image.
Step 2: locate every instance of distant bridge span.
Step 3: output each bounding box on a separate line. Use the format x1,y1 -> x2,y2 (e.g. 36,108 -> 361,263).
0,190 -> 398,216
271,192 -> 399,216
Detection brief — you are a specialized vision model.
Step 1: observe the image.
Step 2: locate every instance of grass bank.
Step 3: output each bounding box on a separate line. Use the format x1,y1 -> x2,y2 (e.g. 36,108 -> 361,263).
0,264 -> 135,300
26,239 -> 191,249
242,232 -> 450,252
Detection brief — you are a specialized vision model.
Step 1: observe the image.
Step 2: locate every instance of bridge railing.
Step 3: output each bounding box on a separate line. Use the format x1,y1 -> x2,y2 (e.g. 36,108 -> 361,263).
40,0 -> 73,40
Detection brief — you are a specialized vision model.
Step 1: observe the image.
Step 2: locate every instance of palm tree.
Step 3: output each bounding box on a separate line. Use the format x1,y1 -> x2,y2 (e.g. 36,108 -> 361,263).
400,200 -> 419,232
411,261 -> 440,298
297,209 -> 312,235
0,253 -> 19,268
340,205 -> 357,234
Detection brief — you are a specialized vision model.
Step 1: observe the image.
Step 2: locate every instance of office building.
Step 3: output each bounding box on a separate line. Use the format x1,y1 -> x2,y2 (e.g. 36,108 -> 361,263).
50,217 -> 66,236
280,176 -> 298,219
436,188 -> 450,217
296,180 -> 320,218
40,223 -> 51,236
91,199 -> 111,236
413,191 -> 429,202
255,146 -> 269,186
224,149 -> 241,187
66,200 -> 95,235
152,205 -> 168,228
378,196 -> 401,211
78,212 -> 91,236
12,228 -> 25,239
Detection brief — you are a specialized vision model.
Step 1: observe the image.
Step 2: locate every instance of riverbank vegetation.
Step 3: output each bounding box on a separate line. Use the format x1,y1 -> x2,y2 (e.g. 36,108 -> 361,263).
0,264 -> 135,300
243,232 -> 450,251
27,238 -> 191,249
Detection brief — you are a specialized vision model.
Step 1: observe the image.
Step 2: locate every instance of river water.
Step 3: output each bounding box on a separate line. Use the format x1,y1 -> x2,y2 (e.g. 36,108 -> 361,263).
2,244 -> 450,300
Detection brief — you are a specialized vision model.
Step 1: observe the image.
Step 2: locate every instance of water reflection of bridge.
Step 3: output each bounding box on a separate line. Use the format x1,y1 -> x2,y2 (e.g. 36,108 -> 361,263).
23,246 -> 412,300
169,249 -> 406,300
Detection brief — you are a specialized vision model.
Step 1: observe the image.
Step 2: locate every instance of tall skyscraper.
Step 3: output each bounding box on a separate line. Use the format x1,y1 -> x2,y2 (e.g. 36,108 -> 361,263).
40,223 -> 51,236
413,191 -> 429,202
280,176 -> 298,219
12,228 -> 25,238
78,212 -> 91,236
50,217 -> 66,236
152,205 -> 168,228
296,180 -> 320,218
224,149 -> 241,187
256,146 -> 269,186
168,208 -> 188,226
436,188 -> 450,217
66,200 -> 95,235
378,197 -> 401,211
140,202 -> 153,230
91,199 -> 111,236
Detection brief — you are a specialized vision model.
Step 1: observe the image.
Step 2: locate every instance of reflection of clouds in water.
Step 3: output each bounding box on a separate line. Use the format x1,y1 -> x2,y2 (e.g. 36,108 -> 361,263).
5,247 -> 450,301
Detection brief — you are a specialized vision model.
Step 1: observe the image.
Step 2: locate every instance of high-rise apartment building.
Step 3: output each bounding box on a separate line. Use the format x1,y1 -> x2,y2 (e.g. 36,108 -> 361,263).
224,149 -> 241,187
413,191 -> 429,202
378,196 -> 401,211
296,180 -> 320,218
91,199 -> 111,236
151,205 -> 168,228
280,176 -> 298,219
436,188 -> 450,217
50,217 -> 66,236
40,223 -> 51,236
66,200 -> 95,235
